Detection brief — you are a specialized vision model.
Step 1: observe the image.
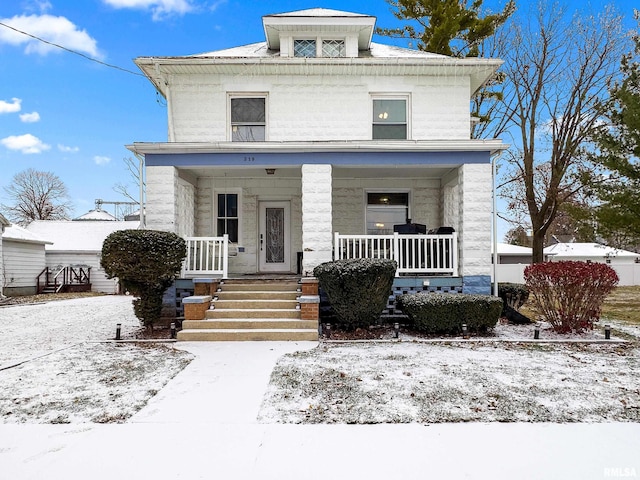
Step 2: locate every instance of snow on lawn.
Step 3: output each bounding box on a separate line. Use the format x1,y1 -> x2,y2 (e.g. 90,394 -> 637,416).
0,296 -> 193,424
258,341 -> 640,424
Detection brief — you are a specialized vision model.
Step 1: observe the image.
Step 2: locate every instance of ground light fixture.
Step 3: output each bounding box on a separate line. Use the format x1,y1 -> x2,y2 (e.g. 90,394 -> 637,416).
534,326 -> 540,339
115,323 -> 121,340
170,322 -> 176,339
461,323 -> 469,339
605,324 -> 611,340
394,322 -> 400,338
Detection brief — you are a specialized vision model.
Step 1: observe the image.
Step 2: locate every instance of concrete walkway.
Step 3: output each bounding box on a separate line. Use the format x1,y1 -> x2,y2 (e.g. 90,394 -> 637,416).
3,341 -> 640,480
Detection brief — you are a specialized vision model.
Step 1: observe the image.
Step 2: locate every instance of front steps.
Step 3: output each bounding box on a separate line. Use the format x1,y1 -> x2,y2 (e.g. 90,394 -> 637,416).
177,279 -> 319,341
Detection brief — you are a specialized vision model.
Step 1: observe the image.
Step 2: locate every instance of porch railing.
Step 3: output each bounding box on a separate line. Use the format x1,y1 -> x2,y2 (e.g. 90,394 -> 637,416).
334,232 -> 458,276
183,235 -> 229,278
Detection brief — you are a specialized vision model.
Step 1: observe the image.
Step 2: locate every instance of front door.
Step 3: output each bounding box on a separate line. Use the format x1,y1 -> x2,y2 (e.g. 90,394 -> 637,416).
258,201 -> 291,272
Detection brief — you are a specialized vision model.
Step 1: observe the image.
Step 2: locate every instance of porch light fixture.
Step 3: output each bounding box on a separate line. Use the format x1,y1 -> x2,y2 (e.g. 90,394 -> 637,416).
375,223 -> 385,228
605,324 -> 611,340
265,168 -> 276,175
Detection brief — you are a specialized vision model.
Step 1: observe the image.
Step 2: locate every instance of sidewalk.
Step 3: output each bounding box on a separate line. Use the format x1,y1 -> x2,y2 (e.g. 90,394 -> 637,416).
3,341 -> 640,480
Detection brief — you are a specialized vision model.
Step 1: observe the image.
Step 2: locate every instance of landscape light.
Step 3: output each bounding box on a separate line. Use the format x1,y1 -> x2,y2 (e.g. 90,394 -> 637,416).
394,322 -> 400,339
534,326 -> 540,340
115,323 -> 121,341
605,325 -> 611,340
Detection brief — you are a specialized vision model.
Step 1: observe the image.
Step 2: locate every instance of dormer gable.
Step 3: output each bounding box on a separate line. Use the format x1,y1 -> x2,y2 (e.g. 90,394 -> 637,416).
262,8 -> 376,58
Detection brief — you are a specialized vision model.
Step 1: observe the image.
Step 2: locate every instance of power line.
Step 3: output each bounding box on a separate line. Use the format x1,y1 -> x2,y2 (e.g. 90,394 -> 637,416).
0,21 -> 146,77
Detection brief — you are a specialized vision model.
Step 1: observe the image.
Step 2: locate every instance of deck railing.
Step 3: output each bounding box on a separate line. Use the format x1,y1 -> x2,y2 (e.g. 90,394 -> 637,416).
183,235 -> 229,278
334,232 -> 458,276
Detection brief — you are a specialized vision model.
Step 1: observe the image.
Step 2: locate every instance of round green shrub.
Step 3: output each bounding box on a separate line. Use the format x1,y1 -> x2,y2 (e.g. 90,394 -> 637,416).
313,258 -> 396,330
101,229 -> 186,327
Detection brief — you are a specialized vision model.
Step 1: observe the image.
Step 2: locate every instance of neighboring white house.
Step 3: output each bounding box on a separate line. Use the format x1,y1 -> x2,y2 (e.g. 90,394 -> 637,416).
544,243 -> 640,264
1,224 -> 52,296
127,8 -> 507,294
25,220 -> 140,294
0,213 -> 10,297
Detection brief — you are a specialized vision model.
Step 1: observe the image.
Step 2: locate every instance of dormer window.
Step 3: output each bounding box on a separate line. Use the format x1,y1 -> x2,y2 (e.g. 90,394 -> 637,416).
294,39 -> 316,57
293,38 -> 346,58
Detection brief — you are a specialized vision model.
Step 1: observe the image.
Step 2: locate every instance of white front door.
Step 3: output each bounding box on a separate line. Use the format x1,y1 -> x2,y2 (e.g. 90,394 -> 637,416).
258,201 -> 291,272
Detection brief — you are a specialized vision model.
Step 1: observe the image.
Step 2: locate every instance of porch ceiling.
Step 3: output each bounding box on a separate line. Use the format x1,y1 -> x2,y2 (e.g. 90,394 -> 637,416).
179,164 -> 456,179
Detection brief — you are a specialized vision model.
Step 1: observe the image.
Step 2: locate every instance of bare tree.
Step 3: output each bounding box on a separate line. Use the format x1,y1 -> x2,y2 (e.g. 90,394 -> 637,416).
1,169 -> 72,225
113,157 -> 144,204
497,3 -> 629,262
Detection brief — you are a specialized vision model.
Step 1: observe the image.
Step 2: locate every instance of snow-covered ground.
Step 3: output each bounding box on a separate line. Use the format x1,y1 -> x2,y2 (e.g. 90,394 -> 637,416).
0,296 -> 192,423
1,295 -> 639,425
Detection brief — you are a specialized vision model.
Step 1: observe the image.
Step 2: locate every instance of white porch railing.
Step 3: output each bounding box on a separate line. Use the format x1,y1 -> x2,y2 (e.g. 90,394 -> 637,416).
182,235 -> 229,278
334,232 -> 458,276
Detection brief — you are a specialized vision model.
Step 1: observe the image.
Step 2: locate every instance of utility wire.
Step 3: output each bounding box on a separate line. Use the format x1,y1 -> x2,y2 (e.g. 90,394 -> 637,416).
0,21 -> 146,77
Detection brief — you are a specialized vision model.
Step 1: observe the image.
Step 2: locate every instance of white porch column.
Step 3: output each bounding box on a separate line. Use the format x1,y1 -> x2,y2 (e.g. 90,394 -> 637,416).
458,163 -> 492,294
145,165 -> 179,233
301,164 -> 332,275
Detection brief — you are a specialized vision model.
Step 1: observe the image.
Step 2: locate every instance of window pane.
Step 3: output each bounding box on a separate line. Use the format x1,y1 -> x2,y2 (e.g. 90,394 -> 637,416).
225,194 -> 237,217
231,98 -> 265,123
232,125 -> 265,141
217,194 -> 226,217
366,207 -> 408,235
373,124 -> 407,140
217,219 -> 238,242
373,99 -> 406,123
322,40 -> 345,57
367,193 -> 409,206
294,39 -> 316,57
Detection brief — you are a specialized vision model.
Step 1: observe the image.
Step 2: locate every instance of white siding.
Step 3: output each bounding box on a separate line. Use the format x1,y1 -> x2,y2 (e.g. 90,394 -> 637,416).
2,240 -> 46,290
45,252 -> 120,294
168,74 -> 471,143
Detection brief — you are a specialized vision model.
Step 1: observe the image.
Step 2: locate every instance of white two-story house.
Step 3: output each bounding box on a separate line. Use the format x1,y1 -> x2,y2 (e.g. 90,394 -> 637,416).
128,8 -> 506,305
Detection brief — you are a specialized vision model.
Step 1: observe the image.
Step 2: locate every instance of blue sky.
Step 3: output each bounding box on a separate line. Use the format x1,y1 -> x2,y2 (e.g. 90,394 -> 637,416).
0,0 -> 636,226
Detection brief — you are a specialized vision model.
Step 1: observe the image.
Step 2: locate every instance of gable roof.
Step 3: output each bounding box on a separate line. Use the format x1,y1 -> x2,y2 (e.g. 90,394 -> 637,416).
74,209 -> 117,221
26,220 -> 139,252
544,243 -> 640,258
2,224 -> 52,245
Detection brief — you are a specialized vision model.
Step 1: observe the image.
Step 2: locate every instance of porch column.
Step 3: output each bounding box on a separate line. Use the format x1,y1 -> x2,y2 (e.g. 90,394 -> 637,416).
459,163 -> 492,294
301,164 -> 332,275
145,165 -> 179,233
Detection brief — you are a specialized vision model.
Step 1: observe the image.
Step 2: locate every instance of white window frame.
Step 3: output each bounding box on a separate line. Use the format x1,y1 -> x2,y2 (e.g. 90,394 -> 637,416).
214,188 -> 243,243
371,94 -> 411,140
228,93 -> 268,142
364,189 -> 411,235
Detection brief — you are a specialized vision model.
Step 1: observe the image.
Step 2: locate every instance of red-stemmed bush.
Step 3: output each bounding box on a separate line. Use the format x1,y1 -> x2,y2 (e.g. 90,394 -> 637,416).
524,261 -> 619,333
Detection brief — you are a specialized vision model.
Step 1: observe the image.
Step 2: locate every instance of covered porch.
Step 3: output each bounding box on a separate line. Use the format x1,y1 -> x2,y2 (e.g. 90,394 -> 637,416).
135,142 -> 497,295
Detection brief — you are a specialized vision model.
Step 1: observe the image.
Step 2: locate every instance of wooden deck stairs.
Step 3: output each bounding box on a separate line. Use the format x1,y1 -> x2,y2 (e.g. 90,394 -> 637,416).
177,279 -> 319,341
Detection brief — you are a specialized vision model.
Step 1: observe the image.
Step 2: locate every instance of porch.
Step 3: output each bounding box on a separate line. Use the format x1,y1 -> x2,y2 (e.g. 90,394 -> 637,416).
181,232 -> 459,278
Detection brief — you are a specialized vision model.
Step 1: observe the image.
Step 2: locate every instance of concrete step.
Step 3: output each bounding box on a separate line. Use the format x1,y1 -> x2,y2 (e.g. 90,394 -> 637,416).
220,282 -> 300,292
177,328 -> 318,342
182,318 -> 317,330
216,291 -> 299,301
213,299 -> 299,310
205,308 -> 300,319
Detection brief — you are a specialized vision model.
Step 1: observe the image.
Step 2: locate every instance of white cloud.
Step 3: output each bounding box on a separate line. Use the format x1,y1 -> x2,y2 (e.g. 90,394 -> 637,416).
0,14 -> 102,58
19,111 -> 40,123
1,134 -> 51,154
58,144 -> 79,153
94,155 -> 111,165
0,98 -> 22,114
102,0 -> 194,20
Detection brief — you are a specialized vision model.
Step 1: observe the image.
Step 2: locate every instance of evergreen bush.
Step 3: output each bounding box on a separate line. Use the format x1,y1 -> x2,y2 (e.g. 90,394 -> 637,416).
396,293 -> 503,334
313,258 -> 396,330
524,260 -> 618,333
101,229 -> 186,328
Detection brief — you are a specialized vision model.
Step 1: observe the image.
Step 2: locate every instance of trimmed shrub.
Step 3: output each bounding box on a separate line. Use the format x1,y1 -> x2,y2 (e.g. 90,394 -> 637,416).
101,229 -> 186,328
524,260 -> 619,333
396,293 -> 503,334
313,258 -> 396,330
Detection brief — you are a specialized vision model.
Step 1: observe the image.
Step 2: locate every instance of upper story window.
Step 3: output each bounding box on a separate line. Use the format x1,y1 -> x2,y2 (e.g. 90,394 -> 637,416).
322,40 -> 345,57
293,38 -> 346,58
230,96 -> 265,142
294,39 -> 316,57
372,97 -> 408,140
